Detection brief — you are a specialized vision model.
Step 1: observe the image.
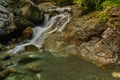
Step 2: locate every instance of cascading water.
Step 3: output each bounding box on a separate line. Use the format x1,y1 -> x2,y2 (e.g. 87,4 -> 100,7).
8,7 -> 71,53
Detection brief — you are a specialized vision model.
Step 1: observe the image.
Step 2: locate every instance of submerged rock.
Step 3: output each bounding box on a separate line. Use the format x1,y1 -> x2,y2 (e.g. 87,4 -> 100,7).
0,51 -> 117,80
40,56 -> 118,80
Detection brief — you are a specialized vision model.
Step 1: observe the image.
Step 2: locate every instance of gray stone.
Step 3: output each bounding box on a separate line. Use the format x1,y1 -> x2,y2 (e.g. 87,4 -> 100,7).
0,5 -> 9,13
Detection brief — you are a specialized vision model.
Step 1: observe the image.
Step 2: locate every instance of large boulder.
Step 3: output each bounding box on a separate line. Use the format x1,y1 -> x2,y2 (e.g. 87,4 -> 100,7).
20,3 -> 44,25
0,5 -> 10,37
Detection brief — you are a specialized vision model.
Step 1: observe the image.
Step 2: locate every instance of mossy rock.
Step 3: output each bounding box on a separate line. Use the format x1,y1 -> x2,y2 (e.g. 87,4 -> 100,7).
24,45 -> 39,52
13,16 -> 33,28
20,4 -> 44,25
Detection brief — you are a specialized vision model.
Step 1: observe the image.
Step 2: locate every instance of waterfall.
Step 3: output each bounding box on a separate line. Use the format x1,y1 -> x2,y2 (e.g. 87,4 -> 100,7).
8,7 -> 71,53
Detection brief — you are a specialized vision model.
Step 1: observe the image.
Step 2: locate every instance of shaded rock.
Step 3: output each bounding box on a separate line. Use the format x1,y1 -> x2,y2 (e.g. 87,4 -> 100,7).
0,26 -> 33,45
25,45 -> 39,52
20,3 -> 44,24
13,16 -> 33,28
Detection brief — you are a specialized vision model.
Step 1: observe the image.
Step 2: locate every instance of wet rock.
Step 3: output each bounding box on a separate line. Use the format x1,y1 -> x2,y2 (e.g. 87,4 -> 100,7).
20,3 -> 44,25
25,61 -> 42,72
41,56 -> 117,80
24,45 -> 39,52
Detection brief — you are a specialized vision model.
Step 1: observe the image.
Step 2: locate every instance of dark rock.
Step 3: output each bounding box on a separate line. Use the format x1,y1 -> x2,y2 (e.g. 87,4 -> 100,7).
25,45 -> 39,52
20,4 -> 44,25
13,16 -> 33,28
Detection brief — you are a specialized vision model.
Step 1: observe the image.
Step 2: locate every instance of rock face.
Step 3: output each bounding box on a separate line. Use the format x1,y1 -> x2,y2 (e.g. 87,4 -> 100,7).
42,6 -> 120,65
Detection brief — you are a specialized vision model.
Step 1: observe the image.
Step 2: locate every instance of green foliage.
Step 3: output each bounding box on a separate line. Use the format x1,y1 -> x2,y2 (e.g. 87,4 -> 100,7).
98,11 -> 107,22
73,0 -> 120,11
73,0 -> 83,7
102,0 -> 120,9
98,0 -> 120,21
73,0 -> 105,11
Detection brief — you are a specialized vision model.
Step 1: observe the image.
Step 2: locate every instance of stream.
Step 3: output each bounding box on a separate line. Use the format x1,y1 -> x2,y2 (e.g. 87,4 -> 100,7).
0,6 -> 119,80
8,7 -> 71,53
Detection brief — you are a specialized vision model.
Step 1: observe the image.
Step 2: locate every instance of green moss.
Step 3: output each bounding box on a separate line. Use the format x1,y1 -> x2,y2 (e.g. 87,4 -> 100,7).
102,0 -> 120,9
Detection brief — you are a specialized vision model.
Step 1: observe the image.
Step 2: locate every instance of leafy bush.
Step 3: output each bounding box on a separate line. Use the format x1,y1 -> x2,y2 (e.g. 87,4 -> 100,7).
102,0 -> 120,9
73,0 -> 105,11
73,0 -> 120,11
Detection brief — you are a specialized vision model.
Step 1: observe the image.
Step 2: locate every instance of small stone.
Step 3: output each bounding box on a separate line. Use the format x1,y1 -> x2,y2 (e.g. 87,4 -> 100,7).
25,45 -> 39,52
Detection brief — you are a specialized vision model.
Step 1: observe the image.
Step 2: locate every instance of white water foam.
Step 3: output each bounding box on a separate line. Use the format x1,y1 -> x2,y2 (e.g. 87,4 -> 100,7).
8,7 -> 71,54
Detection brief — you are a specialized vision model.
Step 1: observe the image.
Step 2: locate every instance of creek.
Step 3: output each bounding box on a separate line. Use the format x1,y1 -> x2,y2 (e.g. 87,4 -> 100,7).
8,7 -> 71,53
